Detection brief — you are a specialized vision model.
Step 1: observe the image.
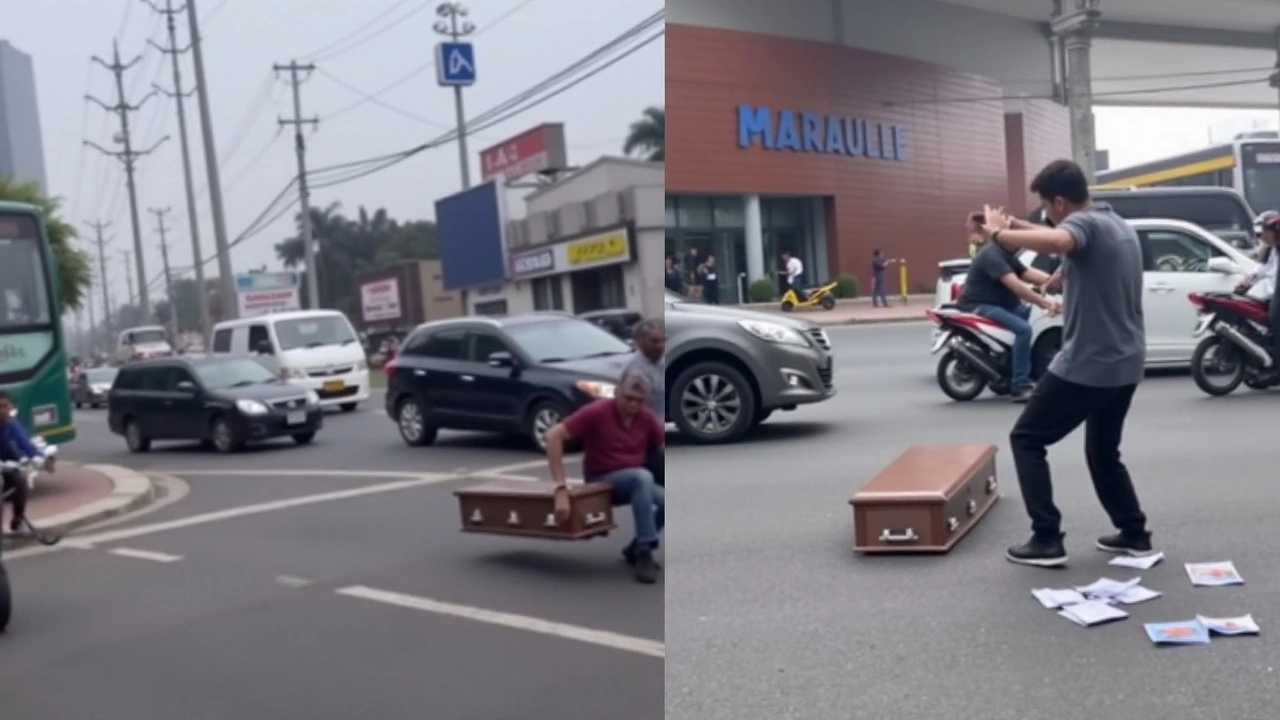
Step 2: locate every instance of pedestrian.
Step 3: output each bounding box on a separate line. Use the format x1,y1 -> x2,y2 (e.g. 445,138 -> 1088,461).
781,249 -> 806,301
975,159 -> 1152,568
665,255 -> 684,293
684,247 -> 702,300
626,318 -> 666,487
870,249 -> 899,307
702,254 -> 720,304
543,371 -> 665,584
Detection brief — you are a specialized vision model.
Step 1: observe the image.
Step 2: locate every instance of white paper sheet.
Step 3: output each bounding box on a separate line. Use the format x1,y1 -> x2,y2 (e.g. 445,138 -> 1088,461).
1108,551 -> 1164,570
1113,585 -> 1162,605
1058,600 -> 1129,627
1185,561 -> 1244,587
1196,614 -> 1260,635
1075,576 -> 1142,600
1032,588 -> 1086,609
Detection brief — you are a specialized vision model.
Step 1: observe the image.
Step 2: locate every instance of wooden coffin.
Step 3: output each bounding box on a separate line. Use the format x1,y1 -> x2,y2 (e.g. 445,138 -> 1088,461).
850,444 -> 1000,554
455,481 -> 616,540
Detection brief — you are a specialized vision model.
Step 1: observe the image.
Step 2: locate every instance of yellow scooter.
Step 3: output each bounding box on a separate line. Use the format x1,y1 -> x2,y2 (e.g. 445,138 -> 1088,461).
780,280 -> 838,312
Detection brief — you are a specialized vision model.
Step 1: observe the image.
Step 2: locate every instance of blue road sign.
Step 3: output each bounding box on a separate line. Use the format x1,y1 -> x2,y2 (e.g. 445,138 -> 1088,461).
436,42 -> 476,87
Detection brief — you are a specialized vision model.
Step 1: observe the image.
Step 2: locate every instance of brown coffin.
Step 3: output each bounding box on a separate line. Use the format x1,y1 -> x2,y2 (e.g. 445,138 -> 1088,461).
455,481 -> 616,540
850,444 -> 1000,554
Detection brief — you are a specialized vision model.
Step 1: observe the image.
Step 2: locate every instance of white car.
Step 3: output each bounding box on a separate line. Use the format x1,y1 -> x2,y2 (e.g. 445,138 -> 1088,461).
932,218 -> 1259,368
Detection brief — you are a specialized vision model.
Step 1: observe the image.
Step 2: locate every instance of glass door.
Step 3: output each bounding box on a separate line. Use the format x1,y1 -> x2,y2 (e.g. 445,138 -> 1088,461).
713,229 -> 745,303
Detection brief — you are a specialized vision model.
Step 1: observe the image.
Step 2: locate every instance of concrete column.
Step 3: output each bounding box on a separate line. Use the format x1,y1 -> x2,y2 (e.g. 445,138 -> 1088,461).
1269,28 -> 1280,128
744,194 -> 765,284
1052,0 -> 1101,182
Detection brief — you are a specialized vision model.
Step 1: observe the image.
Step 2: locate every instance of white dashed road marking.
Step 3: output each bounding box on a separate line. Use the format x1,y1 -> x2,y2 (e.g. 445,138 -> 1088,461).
275,575 -> 313,588
108,547 -> 184,563
335,585 -> 664,659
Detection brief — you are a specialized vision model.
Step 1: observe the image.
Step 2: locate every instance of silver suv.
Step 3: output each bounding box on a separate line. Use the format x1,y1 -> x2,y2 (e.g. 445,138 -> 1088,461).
665,291 -> 836,444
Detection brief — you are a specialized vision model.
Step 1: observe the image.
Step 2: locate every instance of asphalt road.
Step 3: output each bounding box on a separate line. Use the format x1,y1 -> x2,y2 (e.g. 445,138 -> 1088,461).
2,390 -> 662,720
666,322 -> 1280,720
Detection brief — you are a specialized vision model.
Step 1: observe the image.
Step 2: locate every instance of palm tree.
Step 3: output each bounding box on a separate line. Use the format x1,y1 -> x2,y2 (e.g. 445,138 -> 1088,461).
623,106 -> 664,162
0,175 -> 92,310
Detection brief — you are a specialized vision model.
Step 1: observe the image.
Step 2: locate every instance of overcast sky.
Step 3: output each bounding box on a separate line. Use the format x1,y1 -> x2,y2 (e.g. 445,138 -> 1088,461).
2,0 -> 663,312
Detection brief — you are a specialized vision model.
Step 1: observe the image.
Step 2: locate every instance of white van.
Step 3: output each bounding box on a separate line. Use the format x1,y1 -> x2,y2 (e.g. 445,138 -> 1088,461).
209,310 -> 370,411
115,325 -> 174,364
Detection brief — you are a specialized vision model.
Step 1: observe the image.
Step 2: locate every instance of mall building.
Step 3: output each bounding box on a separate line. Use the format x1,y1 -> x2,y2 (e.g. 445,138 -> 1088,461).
665,14 -> 1073,302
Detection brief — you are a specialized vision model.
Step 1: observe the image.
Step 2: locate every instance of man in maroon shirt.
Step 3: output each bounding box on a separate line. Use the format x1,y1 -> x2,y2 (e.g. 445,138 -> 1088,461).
544,372 -> 665,584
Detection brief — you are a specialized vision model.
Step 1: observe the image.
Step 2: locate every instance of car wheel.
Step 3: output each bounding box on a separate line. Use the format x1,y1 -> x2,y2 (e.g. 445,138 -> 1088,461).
820,295 -> 836,310
340,402 -> 358,413
671,361 -> 756,444
527,399 -> 569,452
292,431 -> 316,445
780,301 -> 794,312
396,397 -> 437,447
1032,330 -> 1062,380
124,419 -> 151,452
209,417 -> 243,453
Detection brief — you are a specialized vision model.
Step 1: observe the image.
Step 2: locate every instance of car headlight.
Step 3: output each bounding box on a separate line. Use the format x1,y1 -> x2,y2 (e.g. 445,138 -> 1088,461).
235,399 -> 269,416
737,319 -> 808,346
280,366 -> 307,380
356,358 -> 368,371
575,380 -> 616,398
306,390 -> 320,406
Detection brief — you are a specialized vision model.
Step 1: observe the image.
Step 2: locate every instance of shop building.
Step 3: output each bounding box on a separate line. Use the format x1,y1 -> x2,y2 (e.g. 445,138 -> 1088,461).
666,23 -> 1071,302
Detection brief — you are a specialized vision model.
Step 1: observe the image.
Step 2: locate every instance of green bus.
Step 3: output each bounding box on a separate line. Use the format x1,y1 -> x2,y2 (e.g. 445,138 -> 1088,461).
0,201 -> 74,444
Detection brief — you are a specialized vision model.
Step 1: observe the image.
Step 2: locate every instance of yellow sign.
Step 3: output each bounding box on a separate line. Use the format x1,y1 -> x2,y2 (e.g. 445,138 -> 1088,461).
566,232 -> 628,266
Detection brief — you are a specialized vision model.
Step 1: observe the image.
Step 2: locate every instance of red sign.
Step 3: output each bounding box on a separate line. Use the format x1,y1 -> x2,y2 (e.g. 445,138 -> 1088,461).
478,123 -> 568,181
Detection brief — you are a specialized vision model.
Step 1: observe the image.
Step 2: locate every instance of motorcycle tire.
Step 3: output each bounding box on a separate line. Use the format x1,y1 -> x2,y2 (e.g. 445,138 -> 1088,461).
1190,336 -> 1244,397
0,560 -> 11,633
936,351 -> 987,402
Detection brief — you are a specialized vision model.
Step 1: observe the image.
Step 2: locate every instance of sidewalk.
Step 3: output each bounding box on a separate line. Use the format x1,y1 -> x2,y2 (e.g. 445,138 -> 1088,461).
743,295 -> 935,326
4,462 -> 155,549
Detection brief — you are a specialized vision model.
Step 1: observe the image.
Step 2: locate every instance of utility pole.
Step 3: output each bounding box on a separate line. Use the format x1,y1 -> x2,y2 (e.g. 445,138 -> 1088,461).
85,40 -> 169,323
184,0 -> 236,318
273,60 -> 321,309
85,276 -> 97,353
433,2 -> 476,189
120,250 -> 137,308
144,0 -> 212,341
85,220 -> 114,344
149,207 -> 179,340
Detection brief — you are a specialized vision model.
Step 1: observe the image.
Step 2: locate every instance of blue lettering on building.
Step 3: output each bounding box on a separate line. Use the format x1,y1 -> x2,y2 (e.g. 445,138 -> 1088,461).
736,105 -> 906,162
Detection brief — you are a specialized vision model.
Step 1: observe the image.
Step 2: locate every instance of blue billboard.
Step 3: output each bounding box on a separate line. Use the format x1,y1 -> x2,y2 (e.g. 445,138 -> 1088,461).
435,180 -> 507,290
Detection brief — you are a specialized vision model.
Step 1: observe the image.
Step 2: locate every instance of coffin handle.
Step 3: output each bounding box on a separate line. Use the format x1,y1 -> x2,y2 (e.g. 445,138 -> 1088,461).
877,528 -> 919,543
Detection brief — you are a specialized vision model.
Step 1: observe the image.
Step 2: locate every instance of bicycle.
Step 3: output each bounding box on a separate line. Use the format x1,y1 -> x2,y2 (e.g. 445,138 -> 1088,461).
2,457 -> 65,547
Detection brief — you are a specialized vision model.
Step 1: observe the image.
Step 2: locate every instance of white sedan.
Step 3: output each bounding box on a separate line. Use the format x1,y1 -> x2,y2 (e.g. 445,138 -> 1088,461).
932,218 -> 1258,368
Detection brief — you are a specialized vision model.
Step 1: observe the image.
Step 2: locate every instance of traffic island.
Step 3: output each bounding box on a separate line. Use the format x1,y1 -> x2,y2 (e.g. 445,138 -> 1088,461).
2,463 -> 156,550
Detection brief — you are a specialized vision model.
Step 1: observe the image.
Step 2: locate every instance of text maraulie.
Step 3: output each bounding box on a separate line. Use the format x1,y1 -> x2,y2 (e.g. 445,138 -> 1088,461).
736,104 -> 907,161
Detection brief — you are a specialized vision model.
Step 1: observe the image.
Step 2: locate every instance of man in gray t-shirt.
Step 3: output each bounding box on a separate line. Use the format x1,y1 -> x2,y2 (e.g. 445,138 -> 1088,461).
625,318 -> 666,486
974,159 -> 1153,570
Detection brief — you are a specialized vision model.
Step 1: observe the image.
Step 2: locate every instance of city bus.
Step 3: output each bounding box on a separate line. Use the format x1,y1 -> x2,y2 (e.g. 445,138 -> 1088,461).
1095,135 -> 1280,215
0,201 -> 75,444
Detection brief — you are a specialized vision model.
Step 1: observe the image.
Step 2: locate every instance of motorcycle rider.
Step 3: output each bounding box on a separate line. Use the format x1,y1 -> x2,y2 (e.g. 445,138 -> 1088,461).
1236,210 -> 1280,383
960,214 -> 1062,402
0,390 -> 39,536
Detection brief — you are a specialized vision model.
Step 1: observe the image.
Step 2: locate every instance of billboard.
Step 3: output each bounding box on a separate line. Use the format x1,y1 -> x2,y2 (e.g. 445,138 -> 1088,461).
235,272 -> 300,318
478,123 -> 568,182
360,277 -> 402,322
435,180 -> 509,291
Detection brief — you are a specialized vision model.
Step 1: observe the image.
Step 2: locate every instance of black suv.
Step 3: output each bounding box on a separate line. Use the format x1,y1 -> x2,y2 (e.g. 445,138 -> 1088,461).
108,355 -> 323,453
384,314 -> 633,450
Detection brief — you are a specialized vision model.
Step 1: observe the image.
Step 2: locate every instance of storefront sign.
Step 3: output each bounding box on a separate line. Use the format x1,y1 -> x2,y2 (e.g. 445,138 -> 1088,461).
736,105 -> 907,161
237,288 -> 301,318
566,231 -> 629,268
479,123 -> 569,181
360,278 -> 402,322
510,248 -> 555,278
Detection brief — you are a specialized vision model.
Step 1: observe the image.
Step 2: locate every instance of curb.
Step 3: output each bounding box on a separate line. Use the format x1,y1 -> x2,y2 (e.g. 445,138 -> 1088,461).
2,464 -> 157,550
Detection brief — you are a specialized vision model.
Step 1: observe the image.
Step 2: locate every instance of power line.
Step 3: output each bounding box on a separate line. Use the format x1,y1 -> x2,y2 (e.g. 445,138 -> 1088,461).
316,67 -> 452,129
311,0 -> 432,62
298,0 -> 416,60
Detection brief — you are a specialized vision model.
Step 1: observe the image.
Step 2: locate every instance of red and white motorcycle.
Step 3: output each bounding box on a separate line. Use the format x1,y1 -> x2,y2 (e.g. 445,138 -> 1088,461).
925,302 -> 1062,401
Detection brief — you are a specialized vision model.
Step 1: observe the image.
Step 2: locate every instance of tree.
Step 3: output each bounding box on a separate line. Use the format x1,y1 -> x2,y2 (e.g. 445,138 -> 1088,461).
623,106 -> 664,162
0,176 -> 93,311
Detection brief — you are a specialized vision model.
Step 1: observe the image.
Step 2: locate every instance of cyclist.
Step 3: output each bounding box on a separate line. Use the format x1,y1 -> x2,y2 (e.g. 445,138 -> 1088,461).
0,390 -> 39,535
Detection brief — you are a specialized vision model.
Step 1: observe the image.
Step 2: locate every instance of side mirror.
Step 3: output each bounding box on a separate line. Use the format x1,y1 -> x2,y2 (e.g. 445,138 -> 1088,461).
176,380 -> 197,394
1207,257 -> 1239,274
487,351 -> 515,368
254,340 -> 274,355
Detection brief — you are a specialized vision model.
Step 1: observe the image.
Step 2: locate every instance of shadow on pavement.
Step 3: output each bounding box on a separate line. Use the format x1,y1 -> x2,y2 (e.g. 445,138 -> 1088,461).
669,421 -> 838,448
472,548 -> 632,582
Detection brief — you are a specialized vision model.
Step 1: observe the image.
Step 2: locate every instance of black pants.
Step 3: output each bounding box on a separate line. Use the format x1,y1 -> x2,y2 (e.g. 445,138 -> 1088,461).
1008,372 -> 1147,539
645,446 -> 664,487
1,469 -> 26,529
1270,296 -> 1280,359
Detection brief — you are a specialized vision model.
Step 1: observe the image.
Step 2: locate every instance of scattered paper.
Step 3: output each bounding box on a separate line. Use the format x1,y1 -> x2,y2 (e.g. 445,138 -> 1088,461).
1113,585 -> 1162,605
1058,600 -> 1129,627
1109,551 -> 1164,570
1185,561 -> 1244,587
1032,588 -> 1086,609
1145,620 -> 1211,645
1196,614 -> 1261,636
1075,576 -> 1142,600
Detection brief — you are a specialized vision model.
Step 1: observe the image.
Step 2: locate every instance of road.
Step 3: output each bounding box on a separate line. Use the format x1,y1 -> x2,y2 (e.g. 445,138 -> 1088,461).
667,322 -> 1280,720
2,391 -> 662,720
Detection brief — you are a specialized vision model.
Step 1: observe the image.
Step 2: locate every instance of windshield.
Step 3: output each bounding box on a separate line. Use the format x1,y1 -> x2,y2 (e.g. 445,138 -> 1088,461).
1241,143 -> 1280,218
86,368 -> 117,384
195,358 -> 279,389
0,214 -> 53,328
274,315 -> 356,351
128,329 -> 168,345
505,319 -> 631,363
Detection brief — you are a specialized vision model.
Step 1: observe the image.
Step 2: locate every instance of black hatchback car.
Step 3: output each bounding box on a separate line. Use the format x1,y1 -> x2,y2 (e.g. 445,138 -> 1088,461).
384,314 -> 635,450
108,355 -> 323,453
